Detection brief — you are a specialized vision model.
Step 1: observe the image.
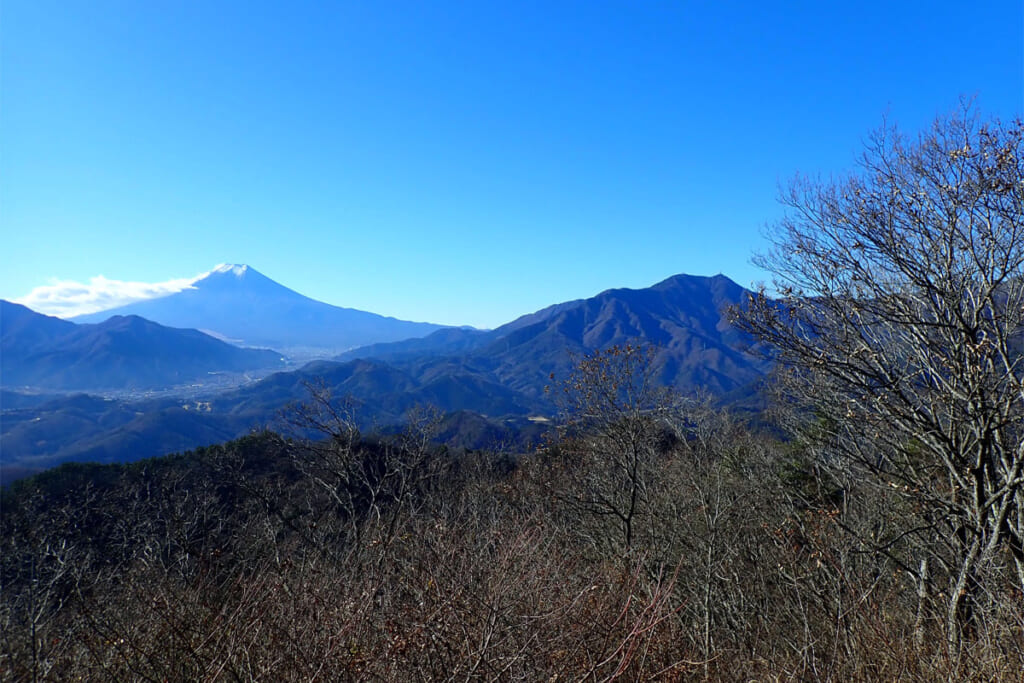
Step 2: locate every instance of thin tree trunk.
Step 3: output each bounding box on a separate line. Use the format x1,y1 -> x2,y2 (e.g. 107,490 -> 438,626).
914,556 -> 928,649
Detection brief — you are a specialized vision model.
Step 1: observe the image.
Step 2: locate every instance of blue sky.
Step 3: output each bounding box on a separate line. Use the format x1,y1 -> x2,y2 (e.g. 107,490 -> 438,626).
2,1 -> 1022,328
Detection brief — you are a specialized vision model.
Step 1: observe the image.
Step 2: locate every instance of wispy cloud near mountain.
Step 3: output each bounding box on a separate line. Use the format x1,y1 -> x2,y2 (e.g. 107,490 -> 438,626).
14,269 -> 215,318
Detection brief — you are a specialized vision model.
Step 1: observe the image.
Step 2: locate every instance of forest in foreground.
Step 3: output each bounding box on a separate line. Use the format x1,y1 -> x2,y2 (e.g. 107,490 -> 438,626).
3,347 -> 1023,681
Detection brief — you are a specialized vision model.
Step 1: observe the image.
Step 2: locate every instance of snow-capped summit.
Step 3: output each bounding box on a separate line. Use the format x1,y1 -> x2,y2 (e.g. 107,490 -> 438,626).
211,264 -> 250,277
71,265 -> 446,355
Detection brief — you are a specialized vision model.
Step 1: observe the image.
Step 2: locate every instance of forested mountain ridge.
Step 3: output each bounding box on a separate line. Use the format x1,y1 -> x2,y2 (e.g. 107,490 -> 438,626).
1,300 -> 284,391
342,273 -> 769,398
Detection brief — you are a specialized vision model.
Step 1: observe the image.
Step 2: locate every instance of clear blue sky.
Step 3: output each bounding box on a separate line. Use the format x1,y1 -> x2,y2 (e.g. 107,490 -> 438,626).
3,1 -> 1022,328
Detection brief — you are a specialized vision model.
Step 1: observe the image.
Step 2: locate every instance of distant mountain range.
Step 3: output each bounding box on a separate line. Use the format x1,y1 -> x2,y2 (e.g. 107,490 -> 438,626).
2,271 -> 770,481
72,264 -> 448,355
1,301 -> 285,392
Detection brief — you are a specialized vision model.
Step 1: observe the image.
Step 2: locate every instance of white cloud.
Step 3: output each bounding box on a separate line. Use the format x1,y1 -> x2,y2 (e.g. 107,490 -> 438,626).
13,270 -> 212,318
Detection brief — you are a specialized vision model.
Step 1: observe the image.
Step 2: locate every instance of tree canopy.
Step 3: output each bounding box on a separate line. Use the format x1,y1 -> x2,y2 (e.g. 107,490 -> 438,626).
735,103 -> 1024,651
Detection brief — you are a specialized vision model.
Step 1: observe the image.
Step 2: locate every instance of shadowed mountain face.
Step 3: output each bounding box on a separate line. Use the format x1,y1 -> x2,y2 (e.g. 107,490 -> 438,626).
71,264 -> 447,355
480,273 -> 767,397
342,273 -> 769,399
1,301 -> 285,391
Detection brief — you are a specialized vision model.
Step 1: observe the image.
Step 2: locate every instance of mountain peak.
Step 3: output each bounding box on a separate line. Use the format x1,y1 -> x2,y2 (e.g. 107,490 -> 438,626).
211,264 -> 250,277
70,264 -> 447,354
650,272 -> 738,290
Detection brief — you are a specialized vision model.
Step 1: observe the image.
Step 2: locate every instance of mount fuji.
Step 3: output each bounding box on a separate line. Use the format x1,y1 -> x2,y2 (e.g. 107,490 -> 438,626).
72,264 -> 447,356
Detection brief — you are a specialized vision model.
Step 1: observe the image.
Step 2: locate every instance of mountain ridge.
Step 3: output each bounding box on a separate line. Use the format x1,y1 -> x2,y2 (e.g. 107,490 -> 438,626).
1,300 -> 285,391
340,272 -> 766,397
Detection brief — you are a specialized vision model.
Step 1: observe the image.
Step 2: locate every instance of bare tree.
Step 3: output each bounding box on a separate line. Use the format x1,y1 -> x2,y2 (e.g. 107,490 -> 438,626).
734,103 -> 1024,652
547,344 -> 678,552
279,380 -> 447,552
